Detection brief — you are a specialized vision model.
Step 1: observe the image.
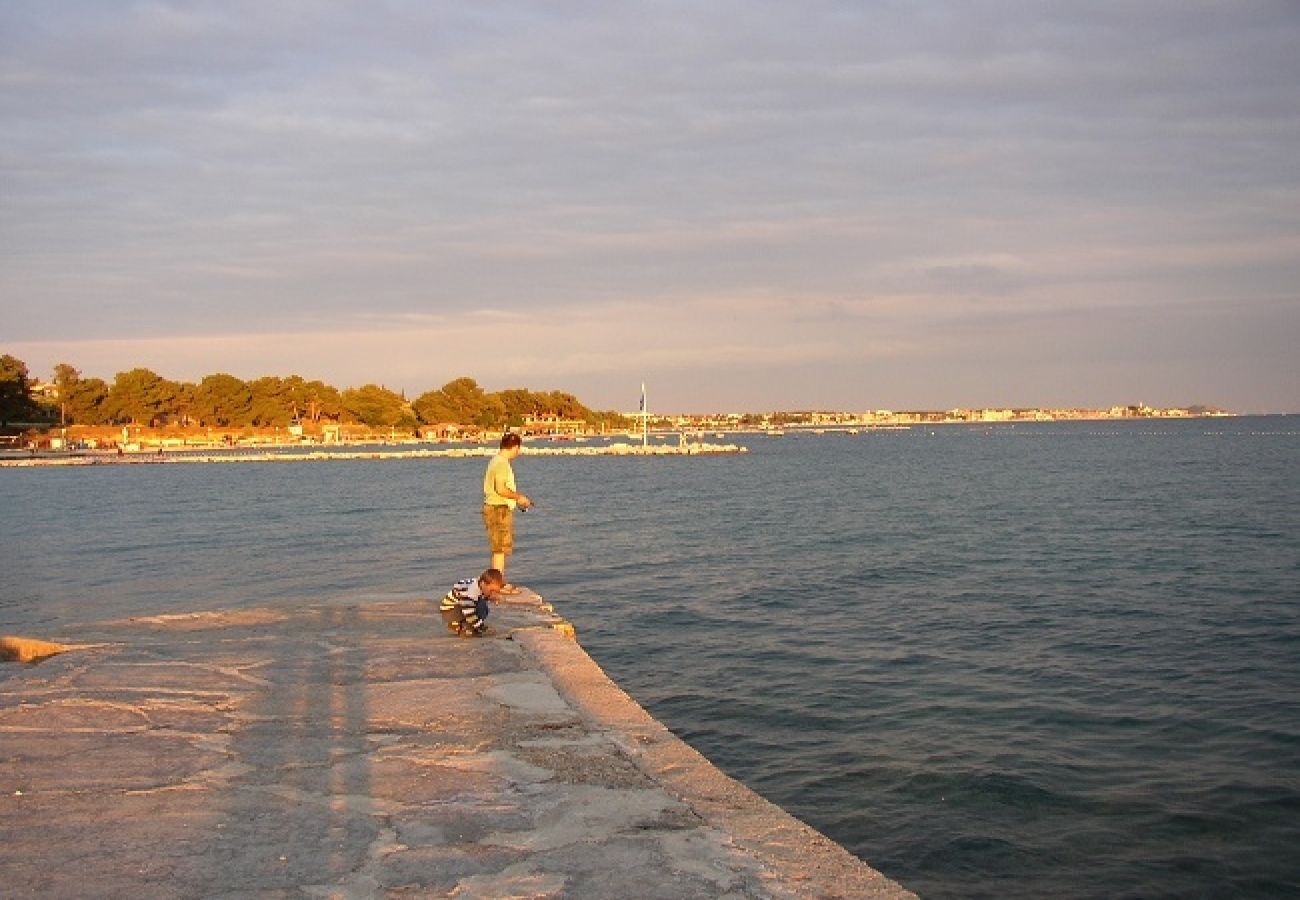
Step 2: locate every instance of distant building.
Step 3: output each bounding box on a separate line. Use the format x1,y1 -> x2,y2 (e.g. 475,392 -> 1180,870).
419,423 -> 464,441
522,415 -> 585,436
28,381 -> 59,402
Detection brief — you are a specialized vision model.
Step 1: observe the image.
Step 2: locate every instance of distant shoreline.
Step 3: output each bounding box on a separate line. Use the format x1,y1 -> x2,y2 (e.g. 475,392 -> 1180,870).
0,440 -> 749,468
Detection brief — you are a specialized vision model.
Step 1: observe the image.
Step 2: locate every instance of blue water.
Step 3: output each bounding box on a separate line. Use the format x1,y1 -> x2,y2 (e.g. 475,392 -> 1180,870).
3,417 -> 1298,899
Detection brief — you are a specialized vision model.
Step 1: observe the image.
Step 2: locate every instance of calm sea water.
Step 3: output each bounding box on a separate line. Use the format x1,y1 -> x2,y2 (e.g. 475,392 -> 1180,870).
3,417 -> 1298,899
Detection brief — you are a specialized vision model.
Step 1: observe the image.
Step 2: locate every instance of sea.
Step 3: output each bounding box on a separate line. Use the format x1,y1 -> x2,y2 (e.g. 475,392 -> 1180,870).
2,416 -> 1297,899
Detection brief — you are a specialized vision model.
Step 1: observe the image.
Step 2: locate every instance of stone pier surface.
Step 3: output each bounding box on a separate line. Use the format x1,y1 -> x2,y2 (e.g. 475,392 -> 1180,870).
0,595 -> 914,899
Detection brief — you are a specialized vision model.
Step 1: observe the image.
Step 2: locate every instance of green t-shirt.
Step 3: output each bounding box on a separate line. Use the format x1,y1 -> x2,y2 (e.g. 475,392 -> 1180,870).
483,453 -> 517,508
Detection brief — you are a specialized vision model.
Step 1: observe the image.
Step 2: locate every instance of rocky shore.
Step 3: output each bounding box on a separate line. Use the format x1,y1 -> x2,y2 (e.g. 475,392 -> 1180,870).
0,592 -> 913,898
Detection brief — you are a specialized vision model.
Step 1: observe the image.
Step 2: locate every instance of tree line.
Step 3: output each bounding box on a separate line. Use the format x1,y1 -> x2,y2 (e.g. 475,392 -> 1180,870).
0,354 -> 630,432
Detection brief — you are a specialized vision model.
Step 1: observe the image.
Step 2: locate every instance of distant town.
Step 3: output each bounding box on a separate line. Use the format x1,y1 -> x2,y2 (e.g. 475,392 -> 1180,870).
652,403 -> 1231,433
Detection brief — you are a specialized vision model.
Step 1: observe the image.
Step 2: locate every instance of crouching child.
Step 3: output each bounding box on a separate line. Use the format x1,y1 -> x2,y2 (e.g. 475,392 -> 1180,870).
440,568 -> 506,637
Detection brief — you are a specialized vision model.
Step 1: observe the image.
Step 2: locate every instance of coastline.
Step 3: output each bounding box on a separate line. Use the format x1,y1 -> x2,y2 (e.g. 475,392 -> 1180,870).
0,592 -> 913,898
0,441 -> 748,468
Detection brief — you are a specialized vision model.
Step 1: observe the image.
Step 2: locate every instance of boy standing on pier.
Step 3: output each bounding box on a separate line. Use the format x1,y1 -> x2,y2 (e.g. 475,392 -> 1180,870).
440,568 -> 506,636
483,432 -> 531,592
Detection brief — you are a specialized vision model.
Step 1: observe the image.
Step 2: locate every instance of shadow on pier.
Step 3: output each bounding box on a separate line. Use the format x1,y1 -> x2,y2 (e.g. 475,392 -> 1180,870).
204,605 -> 375,893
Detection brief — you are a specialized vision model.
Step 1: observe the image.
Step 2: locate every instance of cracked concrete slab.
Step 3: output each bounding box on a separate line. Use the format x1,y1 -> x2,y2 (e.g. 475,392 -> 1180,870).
1,596 -> 915,898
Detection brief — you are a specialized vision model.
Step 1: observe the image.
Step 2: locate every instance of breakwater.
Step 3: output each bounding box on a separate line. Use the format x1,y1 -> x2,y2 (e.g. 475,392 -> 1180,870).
0,441 -> 747,467
0,594 -> 913,898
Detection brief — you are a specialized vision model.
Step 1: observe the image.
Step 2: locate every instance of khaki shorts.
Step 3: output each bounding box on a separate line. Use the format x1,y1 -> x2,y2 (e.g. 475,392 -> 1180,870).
482,504 -> 514,555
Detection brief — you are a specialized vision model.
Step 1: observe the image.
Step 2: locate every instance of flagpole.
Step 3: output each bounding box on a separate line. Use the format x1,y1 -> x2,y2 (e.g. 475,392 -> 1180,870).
641,383 -> 648,449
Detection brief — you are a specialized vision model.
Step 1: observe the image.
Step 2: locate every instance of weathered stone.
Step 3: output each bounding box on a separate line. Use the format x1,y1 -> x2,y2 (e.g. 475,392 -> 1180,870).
0,593 -> 916,899
0,730 -> 228,793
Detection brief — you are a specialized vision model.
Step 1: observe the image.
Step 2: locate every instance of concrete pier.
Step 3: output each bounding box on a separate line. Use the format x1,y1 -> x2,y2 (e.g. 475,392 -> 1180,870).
0,594 -> 914,898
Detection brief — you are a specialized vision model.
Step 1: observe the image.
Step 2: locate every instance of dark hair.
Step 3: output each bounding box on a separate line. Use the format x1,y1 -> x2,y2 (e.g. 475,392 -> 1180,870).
499,432 -> 522,450
479,568 -> 505,587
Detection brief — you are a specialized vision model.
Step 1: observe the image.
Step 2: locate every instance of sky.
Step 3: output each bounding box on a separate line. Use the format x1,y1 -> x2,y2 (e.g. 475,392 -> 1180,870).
3,1 -> 1298,414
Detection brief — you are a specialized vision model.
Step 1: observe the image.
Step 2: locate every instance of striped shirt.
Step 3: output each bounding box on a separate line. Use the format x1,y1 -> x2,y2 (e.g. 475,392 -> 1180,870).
440,577 -> 489,634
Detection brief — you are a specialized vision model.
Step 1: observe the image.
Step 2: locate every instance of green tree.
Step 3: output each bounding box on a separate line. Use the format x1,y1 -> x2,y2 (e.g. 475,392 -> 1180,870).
341,384 -> 415,429
474,394 -> 505,429
413,377 -> 490,426
411,388 -> 449,425
154,379 -> 185,425
494,388 -> 546,427
586,408 -> 632,431
104,368 -> 172,425
0,354 -> 37,425
65,376 -> 110,425
542,390 -> 584,419
52,363 -> 111,425
290,378 -> 343,423
169,381 -> 197,426
440,377 -> 490,423
51,363 -> 81,425
191,373 -> 252,427
249,375 -> 348,427
247,376 -> 295,427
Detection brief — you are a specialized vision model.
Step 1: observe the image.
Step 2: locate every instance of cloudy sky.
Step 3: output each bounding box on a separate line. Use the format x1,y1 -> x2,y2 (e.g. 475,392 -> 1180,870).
3,1 -> 1297,413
